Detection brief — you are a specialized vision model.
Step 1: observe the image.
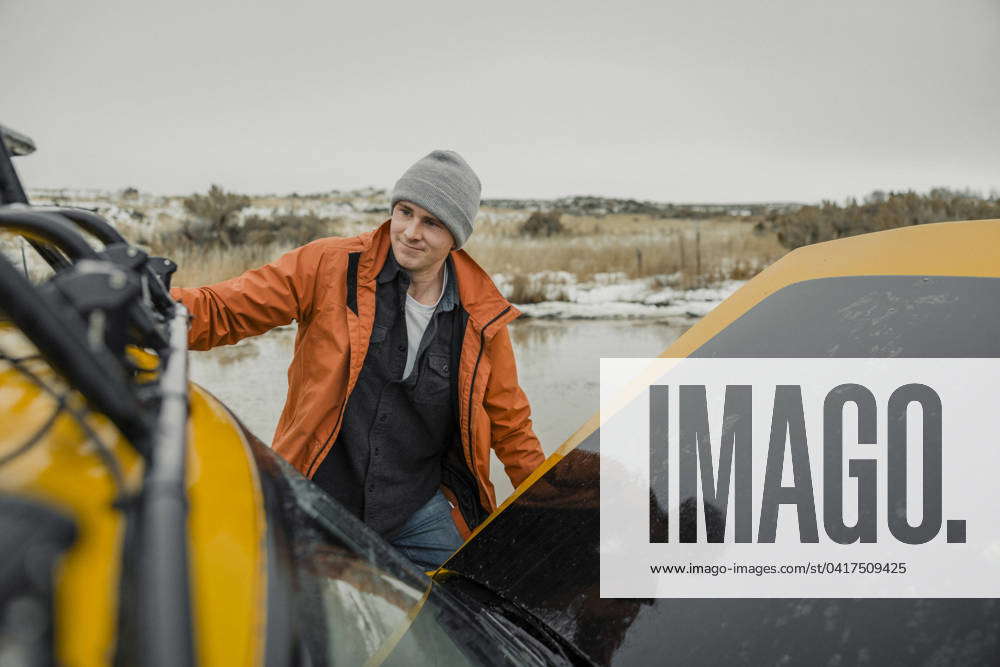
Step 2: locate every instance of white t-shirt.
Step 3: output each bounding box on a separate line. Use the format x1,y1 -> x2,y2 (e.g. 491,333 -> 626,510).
403,265 -> 448,379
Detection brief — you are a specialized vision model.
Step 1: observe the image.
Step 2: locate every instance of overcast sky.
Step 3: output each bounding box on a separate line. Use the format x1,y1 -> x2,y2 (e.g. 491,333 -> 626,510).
3,0 -> 998,202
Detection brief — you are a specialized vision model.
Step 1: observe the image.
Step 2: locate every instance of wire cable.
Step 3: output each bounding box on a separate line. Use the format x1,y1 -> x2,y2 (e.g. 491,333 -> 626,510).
0,350 -> 128,500
19,236 -> 28,277
3,352 -> 43,364
0,391 -> 67,466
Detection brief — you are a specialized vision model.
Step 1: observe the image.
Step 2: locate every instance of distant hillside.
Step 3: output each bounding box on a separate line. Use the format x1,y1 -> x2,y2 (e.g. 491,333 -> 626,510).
482,195 -> 802,218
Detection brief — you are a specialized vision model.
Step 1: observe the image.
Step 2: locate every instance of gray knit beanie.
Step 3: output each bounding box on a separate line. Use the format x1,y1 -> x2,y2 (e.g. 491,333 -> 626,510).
390,150 -> 481,249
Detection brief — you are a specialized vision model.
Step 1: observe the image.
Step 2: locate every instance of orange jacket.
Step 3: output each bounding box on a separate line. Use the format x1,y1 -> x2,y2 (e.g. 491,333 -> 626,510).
171,220 -> 544,521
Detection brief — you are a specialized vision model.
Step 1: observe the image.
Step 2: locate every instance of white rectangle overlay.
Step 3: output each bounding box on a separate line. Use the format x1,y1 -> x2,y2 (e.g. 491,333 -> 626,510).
599,358 -> 1000,598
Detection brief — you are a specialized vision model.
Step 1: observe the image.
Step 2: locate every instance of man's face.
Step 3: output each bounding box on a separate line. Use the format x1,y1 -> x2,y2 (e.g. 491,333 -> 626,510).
389,201 -> 455,274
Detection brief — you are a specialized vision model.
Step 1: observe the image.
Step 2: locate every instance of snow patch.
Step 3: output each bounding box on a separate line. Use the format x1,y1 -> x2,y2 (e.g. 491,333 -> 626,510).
496,271 -> 745,320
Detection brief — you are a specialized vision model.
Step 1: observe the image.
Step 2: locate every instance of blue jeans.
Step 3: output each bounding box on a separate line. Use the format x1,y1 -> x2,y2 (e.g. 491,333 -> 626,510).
390,490 -> 464,571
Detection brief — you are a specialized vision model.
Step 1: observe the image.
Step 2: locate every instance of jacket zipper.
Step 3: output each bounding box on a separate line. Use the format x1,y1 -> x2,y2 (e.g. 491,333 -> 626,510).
465,306 -> 511,505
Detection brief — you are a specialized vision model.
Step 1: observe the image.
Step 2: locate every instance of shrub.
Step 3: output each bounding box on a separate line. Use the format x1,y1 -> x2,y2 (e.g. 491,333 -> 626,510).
520,210 -> 565,237
768,189 -> 1000,249
181,184 -> 251,246
240,212 -> 338,246
506,273 -> 565,303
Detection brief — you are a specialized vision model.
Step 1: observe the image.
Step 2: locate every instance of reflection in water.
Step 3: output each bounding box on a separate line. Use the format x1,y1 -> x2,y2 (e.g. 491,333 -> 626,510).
211,340 -> 260,366
188,319 -> 690,504
501,319 -> 689,500
507,319 -> 573,348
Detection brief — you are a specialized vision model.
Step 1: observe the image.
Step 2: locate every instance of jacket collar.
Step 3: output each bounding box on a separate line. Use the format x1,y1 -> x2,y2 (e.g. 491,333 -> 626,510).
377,248 -> 457,312
357,220 -> 519,332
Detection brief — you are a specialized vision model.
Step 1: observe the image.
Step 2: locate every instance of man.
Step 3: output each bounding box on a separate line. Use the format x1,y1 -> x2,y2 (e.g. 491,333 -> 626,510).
171,150 -> 545,570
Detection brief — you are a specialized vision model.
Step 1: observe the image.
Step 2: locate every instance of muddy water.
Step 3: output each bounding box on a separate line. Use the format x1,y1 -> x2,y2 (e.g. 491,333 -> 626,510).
189,319 -> 690,503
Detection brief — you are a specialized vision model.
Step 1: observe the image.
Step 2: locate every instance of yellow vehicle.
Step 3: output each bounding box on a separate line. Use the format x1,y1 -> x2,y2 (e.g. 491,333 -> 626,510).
3,124 -> 1000,665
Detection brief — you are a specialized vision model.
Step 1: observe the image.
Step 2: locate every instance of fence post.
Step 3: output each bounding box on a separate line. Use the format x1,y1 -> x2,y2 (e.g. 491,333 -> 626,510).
695,220 -> 702,286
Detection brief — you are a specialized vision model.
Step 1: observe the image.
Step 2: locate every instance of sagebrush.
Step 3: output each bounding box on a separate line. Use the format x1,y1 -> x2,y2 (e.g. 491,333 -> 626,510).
765,189 -> 1000,249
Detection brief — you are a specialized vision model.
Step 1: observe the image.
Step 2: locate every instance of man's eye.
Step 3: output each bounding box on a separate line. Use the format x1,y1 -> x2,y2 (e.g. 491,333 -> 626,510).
425,220 -> 438,227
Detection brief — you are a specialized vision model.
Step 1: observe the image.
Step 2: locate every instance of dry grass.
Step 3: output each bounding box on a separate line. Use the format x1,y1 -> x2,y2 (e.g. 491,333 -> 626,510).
505,273 -> 572,304
162,212 -> 785,290
11,193 -> 786,292
466,212 -> 786,289
152,210 -> 788,290
144,199 -> 380,286
165,242 -> 294,287
159,218 -> 380,287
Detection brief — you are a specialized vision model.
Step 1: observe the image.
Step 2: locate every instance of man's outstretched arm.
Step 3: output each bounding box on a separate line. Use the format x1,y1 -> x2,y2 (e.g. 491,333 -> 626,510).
170,240 -> 327,350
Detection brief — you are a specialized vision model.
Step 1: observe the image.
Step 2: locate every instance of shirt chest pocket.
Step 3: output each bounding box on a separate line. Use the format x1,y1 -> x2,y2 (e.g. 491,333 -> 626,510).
414,353 -> 451,405
370,324 -> 389,345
